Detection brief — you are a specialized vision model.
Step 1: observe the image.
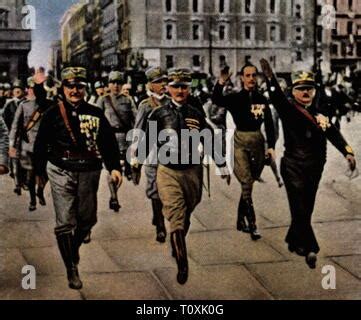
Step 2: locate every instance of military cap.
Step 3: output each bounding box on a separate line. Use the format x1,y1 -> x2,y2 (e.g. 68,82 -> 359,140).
291,71 -> 315,89
108,71 -> 124,83
94,81 -> 105,89
168,68 -> 192,86
3,83 -> 11,90
61,67 -> 87,85
13,79 -> 25,90
145,67 -> 167,83
27,77 -> 35,88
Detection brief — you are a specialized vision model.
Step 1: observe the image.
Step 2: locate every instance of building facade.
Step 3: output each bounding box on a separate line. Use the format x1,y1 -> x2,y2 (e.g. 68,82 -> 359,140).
0,0 -> 31,82
326,0 -> 361,71
118,0 -> 318,76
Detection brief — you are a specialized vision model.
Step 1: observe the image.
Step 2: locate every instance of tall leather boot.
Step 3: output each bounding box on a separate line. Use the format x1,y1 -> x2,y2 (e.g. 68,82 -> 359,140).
245,199 -> 262,241
73,228 -> 92,265
108,179 -> 121,212
55,230 -> 83,290
237,196 -> 250,233
171,230 -> 188,285
152,199 -> 166,243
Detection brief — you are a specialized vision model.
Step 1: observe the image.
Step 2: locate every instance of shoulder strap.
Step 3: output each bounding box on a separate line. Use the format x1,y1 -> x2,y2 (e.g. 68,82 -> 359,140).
105,95 -> 129,129
58,100 -> 78,146
25,106 -> 43,132
292,103 -> 321,130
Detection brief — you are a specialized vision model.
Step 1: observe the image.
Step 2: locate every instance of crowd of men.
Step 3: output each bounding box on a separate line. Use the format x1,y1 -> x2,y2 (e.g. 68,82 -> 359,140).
0,61 -> 359,290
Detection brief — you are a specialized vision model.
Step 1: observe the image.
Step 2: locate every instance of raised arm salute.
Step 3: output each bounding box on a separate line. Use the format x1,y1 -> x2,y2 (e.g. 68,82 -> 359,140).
212,63 -> 276,241
260,58 -> 356,269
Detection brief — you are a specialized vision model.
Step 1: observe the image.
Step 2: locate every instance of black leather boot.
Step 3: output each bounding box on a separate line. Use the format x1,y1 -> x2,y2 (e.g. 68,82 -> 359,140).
55,230 -> 83,290
171,230 -> 188,285
36,187 -> 46,206
237,196 -> 250,233
245,199 -> 262,241
73,228 -> 92,265
152,199 -> 166,243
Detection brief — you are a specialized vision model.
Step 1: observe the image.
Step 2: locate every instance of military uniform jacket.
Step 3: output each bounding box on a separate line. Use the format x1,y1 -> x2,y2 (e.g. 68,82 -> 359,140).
212,83 -> 275,149
33,86 -> 122,175
0,116 -> 8,168
145,100 -> 226,170
3,97 -> 25,130
266,75 -> 354,163
132,95 -> 170,167
98,94 -> 137,133
9,98 -> 42,153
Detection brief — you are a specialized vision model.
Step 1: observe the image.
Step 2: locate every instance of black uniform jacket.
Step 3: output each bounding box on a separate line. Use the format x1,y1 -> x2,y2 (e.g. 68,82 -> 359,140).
212,82 -> 276,149
266,75 -> 354,163
143,100 -> 226,170
33,84 -> 121,175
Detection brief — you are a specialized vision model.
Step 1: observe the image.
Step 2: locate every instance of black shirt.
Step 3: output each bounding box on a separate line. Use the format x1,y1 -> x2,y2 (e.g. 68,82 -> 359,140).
33,86 -> 121,175
212,83 -> 276,149
266,75 -> 354,162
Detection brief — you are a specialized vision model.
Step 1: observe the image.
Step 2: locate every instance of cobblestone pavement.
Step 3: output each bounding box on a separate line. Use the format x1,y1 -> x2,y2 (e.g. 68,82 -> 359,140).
0,115 -> 360,300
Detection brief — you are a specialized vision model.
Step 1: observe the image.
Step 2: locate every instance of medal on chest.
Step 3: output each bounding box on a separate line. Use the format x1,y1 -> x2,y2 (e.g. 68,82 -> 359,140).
250,104 -> 265,120
315,114 -> 331,132
79,114 -> 101,156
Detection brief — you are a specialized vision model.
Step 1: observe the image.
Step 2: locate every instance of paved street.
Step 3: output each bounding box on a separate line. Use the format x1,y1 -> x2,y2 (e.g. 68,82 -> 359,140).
0,115 -> 360,300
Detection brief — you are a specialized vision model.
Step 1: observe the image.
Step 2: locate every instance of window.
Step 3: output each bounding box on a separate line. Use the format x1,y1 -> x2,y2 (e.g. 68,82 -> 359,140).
166,24 -> 173,40
270,56 -> 276,68
270,0 -> 276,13
331,44 -> 338,55
219,55 -> 226,68
0,9 -> 9,28
219,0 -> 225,13
193,0 -> 198,12
245,25 -> 251,40
348,0 -> 353,11
332,22 -> 338,36
295,4 -> 302,18
193,55 -> 201,67
296,51 -> 302,61
245,0 -> 252,14
357,42 -> 361,57
245,55 -> 252,64
295,26 -> 303,41
347,21 -> 353,34
193,24 -> 200,40
269,25 -> 276,42
219,25 -> 226,40
166,55 -> 174,68
165,0 -> 172,12
317,26 -> 323,42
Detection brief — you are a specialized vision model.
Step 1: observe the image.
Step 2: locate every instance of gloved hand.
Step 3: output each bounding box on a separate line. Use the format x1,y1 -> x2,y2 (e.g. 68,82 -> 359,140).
260,59 -> 273,80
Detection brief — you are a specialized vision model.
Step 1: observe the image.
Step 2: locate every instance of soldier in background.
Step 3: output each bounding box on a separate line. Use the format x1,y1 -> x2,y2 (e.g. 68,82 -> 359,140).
87,81 -> 105,107
0,116 -> 9,175
0,83 -> 6,116
3,83 -> 12,99
9,77 -> 47,211
3,80 -> 27,195
98,71 -> 137,212
131,67 -> 169,243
